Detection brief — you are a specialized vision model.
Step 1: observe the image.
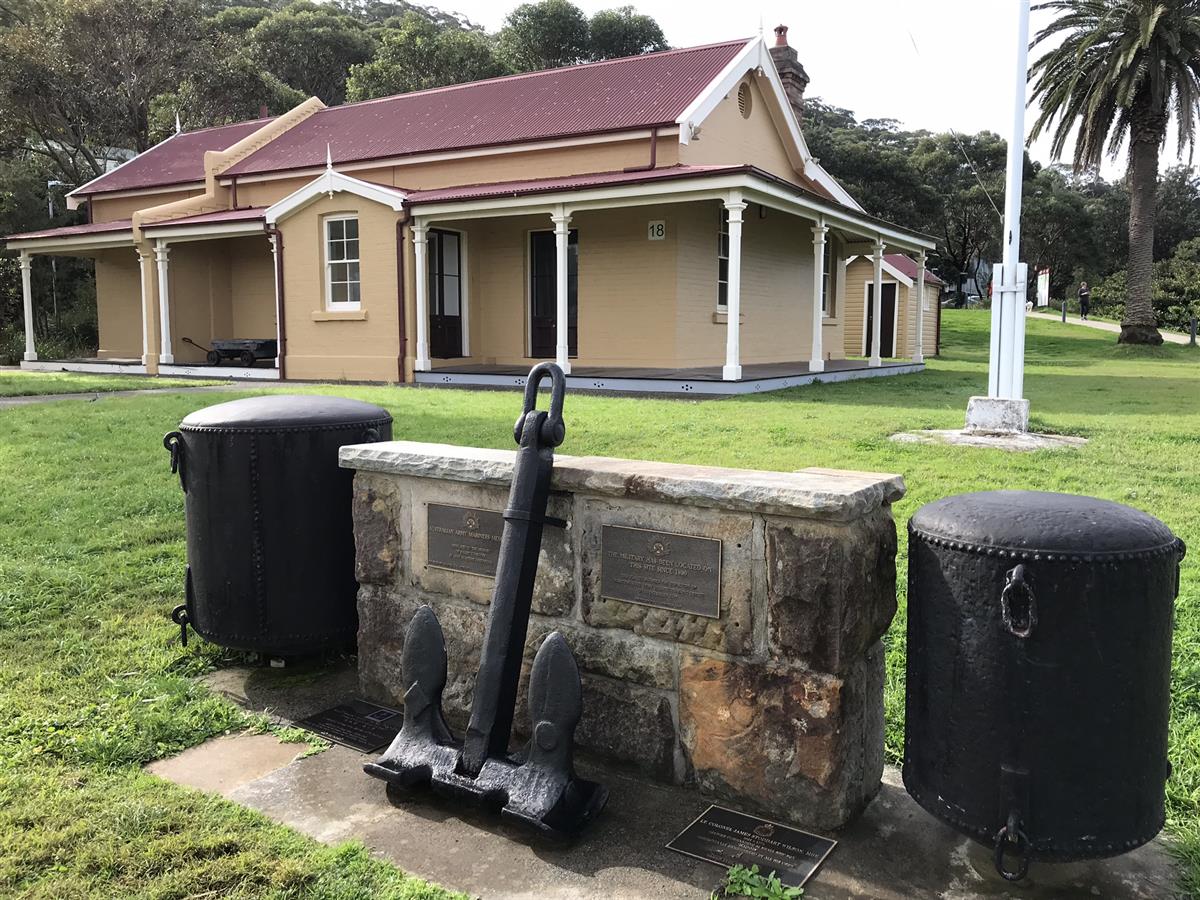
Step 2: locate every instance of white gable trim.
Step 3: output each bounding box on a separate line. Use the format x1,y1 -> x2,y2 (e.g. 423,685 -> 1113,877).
845,254 -> 914,287
265,168 -> 407,224
676,37 -> 864,213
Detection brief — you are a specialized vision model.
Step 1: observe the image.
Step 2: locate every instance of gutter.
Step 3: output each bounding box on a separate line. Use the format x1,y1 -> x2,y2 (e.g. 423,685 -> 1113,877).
264,223 -> 287,380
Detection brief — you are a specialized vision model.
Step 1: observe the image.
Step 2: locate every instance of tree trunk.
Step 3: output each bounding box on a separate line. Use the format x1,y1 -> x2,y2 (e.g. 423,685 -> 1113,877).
1121,119 -> 1163,345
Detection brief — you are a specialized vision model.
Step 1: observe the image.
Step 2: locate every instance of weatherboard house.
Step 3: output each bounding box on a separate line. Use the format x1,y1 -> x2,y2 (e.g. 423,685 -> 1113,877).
8,27 -> 937,394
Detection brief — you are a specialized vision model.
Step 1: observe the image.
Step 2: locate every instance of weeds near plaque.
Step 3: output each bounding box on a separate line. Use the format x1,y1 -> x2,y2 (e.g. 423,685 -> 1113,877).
713,864 -> 803,899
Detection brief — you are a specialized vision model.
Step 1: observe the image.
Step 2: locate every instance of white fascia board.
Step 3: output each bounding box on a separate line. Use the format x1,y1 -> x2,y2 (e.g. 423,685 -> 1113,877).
65,132 -> 185,209
677,37 -> 865,214
881,259 -> 914,286
675,39 -> 760,145
265,169 -> 407,224
6,231 -> 134,252
142,220 -> 266,243
410,170 -> 935,250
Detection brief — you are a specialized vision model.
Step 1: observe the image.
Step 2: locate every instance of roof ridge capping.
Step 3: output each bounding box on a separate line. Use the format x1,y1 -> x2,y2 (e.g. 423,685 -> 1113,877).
209,97 -> 325,177
335,38 -> 755,110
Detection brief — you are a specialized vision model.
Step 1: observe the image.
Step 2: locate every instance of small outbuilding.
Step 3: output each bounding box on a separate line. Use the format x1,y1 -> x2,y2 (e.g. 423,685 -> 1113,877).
843,253 -> 942,360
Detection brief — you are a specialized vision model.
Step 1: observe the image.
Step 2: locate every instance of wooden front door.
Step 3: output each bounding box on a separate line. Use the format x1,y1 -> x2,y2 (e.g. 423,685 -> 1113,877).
429,229 -> 463,359
529,230 -> 577,358
865,282 -> 898,357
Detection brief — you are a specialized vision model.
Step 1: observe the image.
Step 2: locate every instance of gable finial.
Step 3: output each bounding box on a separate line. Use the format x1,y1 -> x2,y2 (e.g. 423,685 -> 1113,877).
326,143 -> 333,171
175,111 -> 182,134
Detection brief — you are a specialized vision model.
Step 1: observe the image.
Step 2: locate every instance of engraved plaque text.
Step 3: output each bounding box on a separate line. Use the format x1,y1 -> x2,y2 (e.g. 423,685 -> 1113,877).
600,525 -> 721,617
427,503 -> 504,577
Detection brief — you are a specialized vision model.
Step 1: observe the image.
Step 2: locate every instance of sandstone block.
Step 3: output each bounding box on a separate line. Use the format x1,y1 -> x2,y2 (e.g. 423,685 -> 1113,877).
351,479 -> 403,585
678,642 -> 885,831
765,510 -> 897,673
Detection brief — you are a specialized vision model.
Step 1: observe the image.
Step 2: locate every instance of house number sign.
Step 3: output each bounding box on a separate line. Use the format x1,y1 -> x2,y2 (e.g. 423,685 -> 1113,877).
600,524 -> 721,617
647,220 -> 666,240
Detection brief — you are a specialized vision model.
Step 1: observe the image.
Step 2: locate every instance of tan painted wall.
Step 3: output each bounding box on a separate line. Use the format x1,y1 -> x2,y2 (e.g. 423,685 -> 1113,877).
234,137 -> 670,209
228,235 -> 277,338
675,200 -> 816,367
426,199 -> 823,371
429,205 -> 680,368
93,249 -> 143,358
678,77 -> 800,183
279,193 -> 401,382
91,189 -> 204,223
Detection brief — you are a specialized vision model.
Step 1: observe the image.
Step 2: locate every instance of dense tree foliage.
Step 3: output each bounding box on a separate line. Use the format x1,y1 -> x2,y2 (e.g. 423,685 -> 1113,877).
1029,0 -> 1200,344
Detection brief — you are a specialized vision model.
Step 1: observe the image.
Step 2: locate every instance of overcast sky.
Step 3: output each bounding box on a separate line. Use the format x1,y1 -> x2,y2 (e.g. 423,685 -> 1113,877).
435,0 -> 1189,181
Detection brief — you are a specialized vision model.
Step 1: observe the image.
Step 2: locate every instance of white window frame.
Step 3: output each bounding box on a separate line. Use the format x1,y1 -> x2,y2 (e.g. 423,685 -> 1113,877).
820,240 -> 834,316
717,206 -> 729,309
324,215 -> 361,311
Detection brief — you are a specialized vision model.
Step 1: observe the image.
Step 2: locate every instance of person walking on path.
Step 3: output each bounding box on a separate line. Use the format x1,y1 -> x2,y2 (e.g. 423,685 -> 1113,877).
1078,281 -> 1091,320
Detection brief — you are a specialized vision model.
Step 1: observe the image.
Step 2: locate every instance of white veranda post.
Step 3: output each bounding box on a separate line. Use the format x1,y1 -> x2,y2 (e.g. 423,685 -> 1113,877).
552,207 -> 572,374
869,239 -> 885,367
155,240 -> 173,364
268,234 -> 282,368
809,220 -> 827,373
412,220 -> 431,372
723,193 -> 746,381
137,249 -> 152,364
968,0 -> 1031,432
913,251 -> 927,365
19,251 -> 36,361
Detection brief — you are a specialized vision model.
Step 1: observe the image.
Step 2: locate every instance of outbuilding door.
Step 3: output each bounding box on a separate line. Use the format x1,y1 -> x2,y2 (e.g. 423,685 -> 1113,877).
529,230 -> 577,358
429,229 -> 463,359
865,282 -> 898,357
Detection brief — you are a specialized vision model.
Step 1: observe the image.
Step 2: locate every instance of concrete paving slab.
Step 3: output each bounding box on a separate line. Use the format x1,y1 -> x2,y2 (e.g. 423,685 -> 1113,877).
891,429 -> 1088,452
145,732 -> 301,796
184,661 -> 1179,899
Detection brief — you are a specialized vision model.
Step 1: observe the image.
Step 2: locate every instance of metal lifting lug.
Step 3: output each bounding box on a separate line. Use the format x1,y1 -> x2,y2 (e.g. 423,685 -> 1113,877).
365,363 -> 607,839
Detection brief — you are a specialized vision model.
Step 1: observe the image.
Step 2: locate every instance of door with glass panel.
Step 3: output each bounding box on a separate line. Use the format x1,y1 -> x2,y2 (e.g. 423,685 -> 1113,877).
529,230 -> 577,358
428,229 -> 463,358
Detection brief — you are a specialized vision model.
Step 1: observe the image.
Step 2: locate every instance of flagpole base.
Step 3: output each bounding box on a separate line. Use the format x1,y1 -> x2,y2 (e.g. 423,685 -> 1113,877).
965,396 -> 1029,434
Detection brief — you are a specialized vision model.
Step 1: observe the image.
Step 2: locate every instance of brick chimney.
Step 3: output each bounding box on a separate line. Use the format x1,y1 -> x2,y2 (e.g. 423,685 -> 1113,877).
769,25 -> 809,123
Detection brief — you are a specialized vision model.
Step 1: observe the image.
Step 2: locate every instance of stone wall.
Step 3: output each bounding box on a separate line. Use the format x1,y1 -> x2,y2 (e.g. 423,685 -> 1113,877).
341,441 -> 903,831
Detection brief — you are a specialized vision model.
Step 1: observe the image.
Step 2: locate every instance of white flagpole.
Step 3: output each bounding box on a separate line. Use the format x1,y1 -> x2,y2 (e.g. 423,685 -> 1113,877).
967,0 -> 1031,433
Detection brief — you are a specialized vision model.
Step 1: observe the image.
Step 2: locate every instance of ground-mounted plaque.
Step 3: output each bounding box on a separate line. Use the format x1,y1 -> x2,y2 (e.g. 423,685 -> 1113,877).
294,699 -> 403,753
600,525 -> 721,617
426,503 -> 504,577
667,805 -> 836,889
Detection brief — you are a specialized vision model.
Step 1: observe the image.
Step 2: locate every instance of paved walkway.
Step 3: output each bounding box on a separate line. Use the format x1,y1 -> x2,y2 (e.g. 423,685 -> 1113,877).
1028,311 -> 1194,345
146,663 -> 1180,900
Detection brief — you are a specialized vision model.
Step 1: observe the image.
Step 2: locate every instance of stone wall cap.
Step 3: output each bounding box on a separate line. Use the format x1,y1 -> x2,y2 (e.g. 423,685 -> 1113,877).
340,441 -> 904,521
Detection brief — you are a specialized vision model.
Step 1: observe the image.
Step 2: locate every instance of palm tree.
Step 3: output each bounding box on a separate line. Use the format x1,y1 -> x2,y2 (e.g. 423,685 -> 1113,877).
1029,0 -> 1200,344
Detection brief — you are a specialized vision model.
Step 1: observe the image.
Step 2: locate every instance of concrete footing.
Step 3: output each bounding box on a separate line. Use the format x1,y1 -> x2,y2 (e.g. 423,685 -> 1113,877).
965,396 -> 1030,434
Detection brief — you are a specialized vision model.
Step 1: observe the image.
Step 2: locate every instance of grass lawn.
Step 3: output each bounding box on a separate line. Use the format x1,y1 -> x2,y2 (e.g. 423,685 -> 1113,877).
0,370 -> 221,397
1,310 -> 1198,896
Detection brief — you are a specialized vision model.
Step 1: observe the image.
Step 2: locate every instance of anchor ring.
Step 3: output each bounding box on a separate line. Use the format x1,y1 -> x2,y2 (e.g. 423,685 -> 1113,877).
993,821 -> 1031,882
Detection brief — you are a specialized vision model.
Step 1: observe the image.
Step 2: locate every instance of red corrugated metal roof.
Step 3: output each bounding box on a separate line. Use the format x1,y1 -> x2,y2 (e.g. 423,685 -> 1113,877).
6,218 -> 132,242
141,207 -> 266,228
403,164 -> 747,204
224,40 -> 749,178
885,253 -> 944,285
73,118 -> 275,197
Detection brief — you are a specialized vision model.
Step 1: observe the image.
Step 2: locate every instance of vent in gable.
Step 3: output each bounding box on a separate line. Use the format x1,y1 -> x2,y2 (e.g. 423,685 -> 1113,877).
737,82 -> 753,119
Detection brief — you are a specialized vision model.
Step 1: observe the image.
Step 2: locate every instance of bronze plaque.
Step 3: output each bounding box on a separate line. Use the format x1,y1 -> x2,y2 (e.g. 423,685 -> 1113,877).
426,503 -> 504,577
600,525 -> 721,617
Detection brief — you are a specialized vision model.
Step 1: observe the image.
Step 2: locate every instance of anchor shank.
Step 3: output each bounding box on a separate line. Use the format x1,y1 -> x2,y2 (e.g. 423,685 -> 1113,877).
461,369 -> 564,775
